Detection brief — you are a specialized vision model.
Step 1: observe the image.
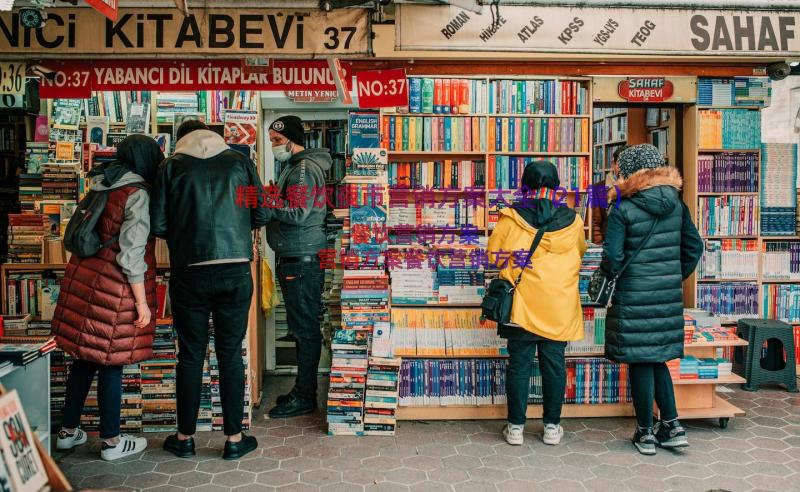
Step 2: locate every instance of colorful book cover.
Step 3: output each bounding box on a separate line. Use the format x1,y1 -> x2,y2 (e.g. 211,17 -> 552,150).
0,390 -> 49,492
224,110 -> 258,145
34,116 -> 49,142
348,112 -> 380,150
87,115 -> 110,145
52,99 -> 83,130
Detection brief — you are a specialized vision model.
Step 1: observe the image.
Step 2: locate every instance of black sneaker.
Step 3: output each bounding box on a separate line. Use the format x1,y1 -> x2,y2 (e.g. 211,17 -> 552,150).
268,395 -> 316,419
276,389 -> 297,406
655,419 -> 689,448
163,434 -> 196,458
632,427 -> 657,456
223,434 -> 258,460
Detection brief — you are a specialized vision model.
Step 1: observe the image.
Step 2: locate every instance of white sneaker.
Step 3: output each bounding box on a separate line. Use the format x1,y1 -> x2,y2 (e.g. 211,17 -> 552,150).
503,423 -> 524,446
542,423 -> 564,445
56,428 -> 88,450
100,434 -> 147,461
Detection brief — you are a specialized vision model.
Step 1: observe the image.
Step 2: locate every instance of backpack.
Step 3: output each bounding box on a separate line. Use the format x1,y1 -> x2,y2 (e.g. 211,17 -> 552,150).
63,183 -> 148,258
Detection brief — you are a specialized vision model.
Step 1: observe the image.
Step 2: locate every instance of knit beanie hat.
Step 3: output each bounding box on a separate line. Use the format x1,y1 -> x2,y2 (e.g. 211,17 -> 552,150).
269,115 -> 304,146
617,143 -> 666,179
521,160 -> 560,191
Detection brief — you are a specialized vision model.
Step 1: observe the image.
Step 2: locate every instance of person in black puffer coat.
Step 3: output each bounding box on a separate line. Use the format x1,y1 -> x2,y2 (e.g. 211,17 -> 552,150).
600,144 -> 703,456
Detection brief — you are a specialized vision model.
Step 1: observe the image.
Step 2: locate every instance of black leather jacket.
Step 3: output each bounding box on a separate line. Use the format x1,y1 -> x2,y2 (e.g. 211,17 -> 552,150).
151,130 -> 268,267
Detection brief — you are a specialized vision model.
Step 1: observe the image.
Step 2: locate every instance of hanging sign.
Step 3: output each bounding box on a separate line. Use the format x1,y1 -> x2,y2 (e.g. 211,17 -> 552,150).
285,90 -> 339,103
0,7 -> 370,56
396,4 -> 800,56
618,78 -> 674,102
356,69 -> 408,109
328,58 -> 353,105
85,0 -> 118,22
0,61 -> 24,95
38,59 -> 350,99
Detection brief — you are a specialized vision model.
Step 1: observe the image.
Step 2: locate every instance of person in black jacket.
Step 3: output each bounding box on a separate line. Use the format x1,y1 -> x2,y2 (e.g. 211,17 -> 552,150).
599,144 -> 703,456
151,120 -> 268,461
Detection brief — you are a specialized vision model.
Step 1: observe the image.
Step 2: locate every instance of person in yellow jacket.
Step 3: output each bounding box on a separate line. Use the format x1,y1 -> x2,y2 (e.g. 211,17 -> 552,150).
487,161 -> 587,447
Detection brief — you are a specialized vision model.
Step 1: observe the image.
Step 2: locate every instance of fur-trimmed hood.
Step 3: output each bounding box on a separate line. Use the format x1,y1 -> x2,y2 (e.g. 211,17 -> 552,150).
611,167 -> 684,218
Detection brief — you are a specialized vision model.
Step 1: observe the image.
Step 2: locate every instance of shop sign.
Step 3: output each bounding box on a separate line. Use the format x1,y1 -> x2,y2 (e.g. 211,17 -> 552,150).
85,0 -> 118,22
0,94 -> 23,109
0,7 -> 370,56
285,90 -> 339,103
356,69 -> 408,109
396,4 -> 800,56
618,78 -> 674,102
38,59 -> 350,99
0,61 -> 24,95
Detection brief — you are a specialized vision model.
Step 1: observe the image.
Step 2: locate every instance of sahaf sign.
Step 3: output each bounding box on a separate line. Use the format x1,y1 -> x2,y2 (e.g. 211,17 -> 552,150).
0,7 -> 370,57
396,4 -> 800,56
618,78 -> 674,102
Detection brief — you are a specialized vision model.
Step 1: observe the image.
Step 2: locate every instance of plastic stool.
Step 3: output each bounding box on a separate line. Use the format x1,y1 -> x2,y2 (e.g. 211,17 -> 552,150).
737,319 -> 799,393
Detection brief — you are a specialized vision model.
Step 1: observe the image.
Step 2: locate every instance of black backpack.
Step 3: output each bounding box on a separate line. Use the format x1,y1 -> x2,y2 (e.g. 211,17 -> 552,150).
63,183 -> 148,258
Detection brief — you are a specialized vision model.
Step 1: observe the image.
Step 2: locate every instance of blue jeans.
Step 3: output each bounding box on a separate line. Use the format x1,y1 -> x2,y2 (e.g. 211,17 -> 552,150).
506,337 -> 567,426
62,359 -> 122,439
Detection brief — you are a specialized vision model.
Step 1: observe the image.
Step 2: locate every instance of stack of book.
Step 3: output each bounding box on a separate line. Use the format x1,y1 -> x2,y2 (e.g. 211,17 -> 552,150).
668,356 -> 726,380
698,239 -> 759,279
4,272 -> 61,317
141,320 -> 177,433
155,92 -> 200,124
489,79 -> 588,115
18,173 -> 42,214
121,364 -> 143,434
327,313 -> 371,435
684,315 -> 696,344
389,260 -> 437,304
529,357 -> 631,404
696,152 -> 759,192
388,160 -> 485,189
0,314 -> 30,337
382,115 -> 486,152
760,143 -> 798,236
697,196 -> 758,236
488,155 -> 590,191
579,243 -> 602,303
399,358 -> 508,406
391,308 -> 505,357
50,350 -> 68,429
762,242 -> 800,280
566,307 -> 606,354
364,356 -> 401,436
0,338 -> 56,365
407,77 -> 487,114
698,109 -> 760,149
437,268 -> 485,305
41,162 -> 80,201
7,214 -> 45,263
208,324 -> 251,431
488,116 -> 589,153
697,282 -> 759,319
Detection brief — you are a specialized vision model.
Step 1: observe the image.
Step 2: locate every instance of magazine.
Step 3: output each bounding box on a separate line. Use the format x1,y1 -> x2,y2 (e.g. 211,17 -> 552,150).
52,99 -> 83,130
126,102 -> 151,134
0,390 -> 48,492
224,110 -> 258,145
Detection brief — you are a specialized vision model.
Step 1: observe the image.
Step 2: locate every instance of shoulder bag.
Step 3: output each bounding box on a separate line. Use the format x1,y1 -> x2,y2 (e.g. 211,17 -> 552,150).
588,216 -> 659,308
480,220 -> 550,326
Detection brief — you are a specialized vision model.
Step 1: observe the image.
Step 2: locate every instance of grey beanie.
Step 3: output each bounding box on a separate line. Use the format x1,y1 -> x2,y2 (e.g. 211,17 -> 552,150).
617,144 -> 666,179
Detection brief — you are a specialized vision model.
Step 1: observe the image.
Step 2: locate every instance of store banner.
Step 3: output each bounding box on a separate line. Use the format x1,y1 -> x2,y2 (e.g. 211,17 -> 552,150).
356,69 -> 408,109
396,4 -> 800,56
85,0 -> 118,22
38,59 -> 351,99
0,7 -> 370,56
593,76 -> 697,103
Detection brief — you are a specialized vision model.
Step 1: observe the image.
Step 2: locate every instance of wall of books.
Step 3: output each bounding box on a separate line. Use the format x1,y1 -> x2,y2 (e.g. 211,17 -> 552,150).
2,88 -> 263,435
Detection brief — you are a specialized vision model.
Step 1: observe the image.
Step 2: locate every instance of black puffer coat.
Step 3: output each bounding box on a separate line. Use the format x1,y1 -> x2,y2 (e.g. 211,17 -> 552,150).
600,167 -> 703,364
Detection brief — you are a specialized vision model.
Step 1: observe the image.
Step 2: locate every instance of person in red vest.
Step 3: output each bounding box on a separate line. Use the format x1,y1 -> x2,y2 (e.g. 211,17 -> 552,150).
51,135 -> 163,461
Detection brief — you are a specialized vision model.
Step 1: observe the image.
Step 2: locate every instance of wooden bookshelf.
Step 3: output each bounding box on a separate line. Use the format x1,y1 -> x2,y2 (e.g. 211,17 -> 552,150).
397,402 -> 634,420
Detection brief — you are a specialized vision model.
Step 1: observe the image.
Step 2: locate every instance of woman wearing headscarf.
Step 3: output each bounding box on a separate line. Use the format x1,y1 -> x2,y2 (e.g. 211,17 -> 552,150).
51,135 -> 164,461
600,144 -> 703,455
487,161 -> 587,446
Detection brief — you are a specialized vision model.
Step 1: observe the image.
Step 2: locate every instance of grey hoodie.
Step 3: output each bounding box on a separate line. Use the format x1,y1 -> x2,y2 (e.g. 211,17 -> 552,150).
266,148 -> 332,258
89,170 -> 149,283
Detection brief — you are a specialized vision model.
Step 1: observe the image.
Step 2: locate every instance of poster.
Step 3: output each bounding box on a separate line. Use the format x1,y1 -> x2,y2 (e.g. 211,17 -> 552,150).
0,390 -> 48,492
224,110 -> 258,146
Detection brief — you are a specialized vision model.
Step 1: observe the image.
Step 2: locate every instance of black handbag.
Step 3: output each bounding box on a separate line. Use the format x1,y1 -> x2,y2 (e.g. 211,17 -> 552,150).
481,221 -> 549,325
589,217 -> 659,307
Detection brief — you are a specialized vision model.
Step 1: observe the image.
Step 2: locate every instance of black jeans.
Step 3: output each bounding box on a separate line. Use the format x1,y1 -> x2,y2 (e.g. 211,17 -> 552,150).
170,262 -> 253,436
277,258 -> 324,403
62,360 -> 122,439
629,362 -> 678,428
506,336 -> 567,426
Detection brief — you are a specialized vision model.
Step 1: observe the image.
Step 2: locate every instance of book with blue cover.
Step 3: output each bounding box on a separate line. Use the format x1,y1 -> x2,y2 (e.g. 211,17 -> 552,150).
348,112 -> 380,150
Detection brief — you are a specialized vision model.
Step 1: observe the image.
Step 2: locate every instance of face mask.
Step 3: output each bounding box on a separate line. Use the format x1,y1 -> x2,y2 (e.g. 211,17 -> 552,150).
272,142 -> 293,161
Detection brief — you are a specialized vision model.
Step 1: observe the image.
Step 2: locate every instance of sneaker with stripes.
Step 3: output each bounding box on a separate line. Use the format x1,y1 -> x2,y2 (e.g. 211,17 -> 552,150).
100,434 -> 147,461
56,428 -> 88,450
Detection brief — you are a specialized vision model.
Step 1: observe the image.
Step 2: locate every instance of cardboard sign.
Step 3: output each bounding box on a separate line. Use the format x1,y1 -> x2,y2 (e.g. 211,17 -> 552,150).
618,78 -> 675,102
85,0 -> 118,22
356,69 -> 408,109
0,390 -> 48,492
396,4 -> 800,56
39,59 -> 349,99
0,7 -> 370,56
285,90 -> 339,103
0,62 -> 24,95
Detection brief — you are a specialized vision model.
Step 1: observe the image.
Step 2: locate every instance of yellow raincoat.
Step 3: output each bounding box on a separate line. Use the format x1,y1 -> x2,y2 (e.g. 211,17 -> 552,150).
487,207 -> 587,341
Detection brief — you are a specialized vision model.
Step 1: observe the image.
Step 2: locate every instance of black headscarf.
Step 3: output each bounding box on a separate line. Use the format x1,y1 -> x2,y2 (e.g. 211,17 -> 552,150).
116,134 -> 164,185
513,161 -> 565,228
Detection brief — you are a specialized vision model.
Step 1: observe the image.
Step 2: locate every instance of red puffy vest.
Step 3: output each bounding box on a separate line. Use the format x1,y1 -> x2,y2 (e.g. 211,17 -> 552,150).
52,186 -> 157,366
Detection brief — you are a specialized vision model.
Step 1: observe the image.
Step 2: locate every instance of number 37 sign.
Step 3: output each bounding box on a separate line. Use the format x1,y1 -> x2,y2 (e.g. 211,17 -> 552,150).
356,69 -> 408,109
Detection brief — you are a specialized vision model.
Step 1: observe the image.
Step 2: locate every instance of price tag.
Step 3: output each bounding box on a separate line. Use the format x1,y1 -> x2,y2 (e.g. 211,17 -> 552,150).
0,62 -> 25,96
356,69 -> 408,109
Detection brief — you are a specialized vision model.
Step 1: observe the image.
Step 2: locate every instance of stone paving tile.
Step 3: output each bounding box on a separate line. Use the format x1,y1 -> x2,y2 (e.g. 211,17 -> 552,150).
56,376 -> 800,492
